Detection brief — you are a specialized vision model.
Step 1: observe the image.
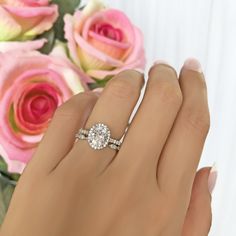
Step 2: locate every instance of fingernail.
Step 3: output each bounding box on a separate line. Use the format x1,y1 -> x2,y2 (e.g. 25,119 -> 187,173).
93,88 -> 103,96
134,68 -> 145,74
154,60 -> 170,66
208,163 -> 218,194
183,58 -> 202,73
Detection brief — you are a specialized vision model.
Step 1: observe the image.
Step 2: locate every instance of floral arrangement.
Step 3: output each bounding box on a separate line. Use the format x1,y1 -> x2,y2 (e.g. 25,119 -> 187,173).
0,0 -> 145,223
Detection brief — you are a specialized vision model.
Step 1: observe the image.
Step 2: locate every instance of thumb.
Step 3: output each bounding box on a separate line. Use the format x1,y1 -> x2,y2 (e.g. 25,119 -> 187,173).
182,166 -> 217,236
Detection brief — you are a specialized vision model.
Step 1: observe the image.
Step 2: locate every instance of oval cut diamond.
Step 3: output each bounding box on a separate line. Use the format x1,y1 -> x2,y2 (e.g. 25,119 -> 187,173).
88,123 -> 111,150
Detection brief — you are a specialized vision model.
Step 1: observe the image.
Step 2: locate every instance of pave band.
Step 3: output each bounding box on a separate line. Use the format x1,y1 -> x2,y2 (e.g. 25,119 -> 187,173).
75,123 -> 122,151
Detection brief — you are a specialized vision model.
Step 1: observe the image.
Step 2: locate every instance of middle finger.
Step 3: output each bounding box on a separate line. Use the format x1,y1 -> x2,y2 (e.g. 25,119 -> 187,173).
112,63 -> 183,175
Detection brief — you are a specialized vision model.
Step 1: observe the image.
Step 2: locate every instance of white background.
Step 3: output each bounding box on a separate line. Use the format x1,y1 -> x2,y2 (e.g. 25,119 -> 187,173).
82,0 -> 236,235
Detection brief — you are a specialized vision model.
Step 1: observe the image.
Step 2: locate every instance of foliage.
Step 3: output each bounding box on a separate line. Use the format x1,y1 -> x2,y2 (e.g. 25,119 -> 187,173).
0,173 -> 16,225
52,0 -> 81,41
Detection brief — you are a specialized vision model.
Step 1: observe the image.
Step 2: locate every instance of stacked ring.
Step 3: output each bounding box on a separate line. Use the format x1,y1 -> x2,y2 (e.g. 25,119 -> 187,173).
75,123 -> 122,151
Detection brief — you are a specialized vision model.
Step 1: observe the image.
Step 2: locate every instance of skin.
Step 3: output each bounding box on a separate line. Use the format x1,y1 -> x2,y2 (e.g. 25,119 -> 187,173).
0,62 -> 212,236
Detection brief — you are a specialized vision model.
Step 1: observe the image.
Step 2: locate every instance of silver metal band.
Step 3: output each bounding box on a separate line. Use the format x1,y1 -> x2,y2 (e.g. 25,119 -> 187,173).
75,123 -> 122,151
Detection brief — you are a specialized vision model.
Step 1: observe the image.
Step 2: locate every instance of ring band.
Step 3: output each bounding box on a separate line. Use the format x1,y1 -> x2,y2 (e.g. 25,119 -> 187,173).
75,123 -> 122,151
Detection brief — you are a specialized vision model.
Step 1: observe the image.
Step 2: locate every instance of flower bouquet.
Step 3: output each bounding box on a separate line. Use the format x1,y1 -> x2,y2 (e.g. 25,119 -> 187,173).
0,0 -> 145,224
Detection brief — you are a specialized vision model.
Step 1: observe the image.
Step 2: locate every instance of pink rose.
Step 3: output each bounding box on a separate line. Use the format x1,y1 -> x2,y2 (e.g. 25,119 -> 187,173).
64,0 -> 146,80
0,0 -> 58,41
0,40 -> 91,174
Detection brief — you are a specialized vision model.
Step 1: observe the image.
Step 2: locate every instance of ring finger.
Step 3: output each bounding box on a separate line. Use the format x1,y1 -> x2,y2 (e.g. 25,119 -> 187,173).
67,70 -> 144,174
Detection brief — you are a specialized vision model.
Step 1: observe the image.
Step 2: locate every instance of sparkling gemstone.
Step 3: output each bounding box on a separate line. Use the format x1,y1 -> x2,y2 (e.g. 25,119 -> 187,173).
109,144 -> 119,150
88,123 -> 111,150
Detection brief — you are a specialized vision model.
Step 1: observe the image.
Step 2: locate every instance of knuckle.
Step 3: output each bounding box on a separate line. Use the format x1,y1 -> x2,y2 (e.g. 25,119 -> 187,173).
55,92 -> 97,117
182,106 -> 210,134
106,76 -> 140,100
149,79 -> 183,107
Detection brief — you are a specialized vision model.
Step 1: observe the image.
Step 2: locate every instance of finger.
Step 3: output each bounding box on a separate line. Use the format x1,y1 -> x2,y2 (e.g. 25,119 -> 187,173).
68,70 -> 144,173
27,92 -> 98,175
158,58 -> 210,194
112,63 -> 182,175
182,167 -> 215,236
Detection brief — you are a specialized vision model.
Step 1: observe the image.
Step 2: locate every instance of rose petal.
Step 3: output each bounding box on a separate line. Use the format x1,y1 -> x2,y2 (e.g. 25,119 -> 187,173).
125,27 -> 146,65
0,51 -> 88,171
65,11 -> 124,68
2,4 -> 58,40
0,144 -> 26,174
82,9 -> 135,44
64,8 -> 146,80
23,5 -> 59,39
86,27 -> 146,79
86,56 -> 145,79
81,9 -> 135,64
88,30 -> 130,50
49,40 -> 93,84
0,6 -> 21,41
74,31 -> 123,67
3,5 -> 57,18
64,13 -> 83,67
22,0 -> 50,7
14,82 -> 61,134
0,39 -> 47,53
79,0 -> 106,29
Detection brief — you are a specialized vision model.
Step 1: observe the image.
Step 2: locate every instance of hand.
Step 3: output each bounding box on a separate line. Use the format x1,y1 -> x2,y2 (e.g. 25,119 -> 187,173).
0,59 -> 212,236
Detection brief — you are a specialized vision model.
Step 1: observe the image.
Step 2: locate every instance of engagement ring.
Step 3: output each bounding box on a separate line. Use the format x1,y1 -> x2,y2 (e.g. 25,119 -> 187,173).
75,123 -> 122,151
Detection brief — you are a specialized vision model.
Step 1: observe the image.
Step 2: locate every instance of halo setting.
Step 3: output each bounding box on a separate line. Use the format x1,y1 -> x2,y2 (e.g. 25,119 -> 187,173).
88,123 -> 111,150
76,123 -> 122,151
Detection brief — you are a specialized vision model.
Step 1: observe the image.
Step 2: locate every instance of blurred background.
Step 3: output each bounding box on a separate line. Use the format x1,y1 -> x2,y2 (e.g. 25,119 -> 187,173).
81,0 -> 236,235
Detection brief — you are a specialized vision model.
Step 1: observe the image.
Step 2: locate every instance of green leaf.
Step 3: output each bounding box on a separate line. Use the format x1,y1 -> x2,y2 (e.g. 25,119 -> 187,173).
0,174 -> 16,225
0,157 -> 7,173
88,76 -> 113,90
38,29 -> 56,54
0,157 -> 20,182
52,0 -> 81,41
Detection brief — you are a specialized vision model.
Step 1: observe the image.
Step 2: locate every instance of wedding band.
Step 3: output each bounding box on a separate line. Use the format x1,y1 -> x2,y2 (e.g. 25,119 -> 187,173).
75,123 -> 122,151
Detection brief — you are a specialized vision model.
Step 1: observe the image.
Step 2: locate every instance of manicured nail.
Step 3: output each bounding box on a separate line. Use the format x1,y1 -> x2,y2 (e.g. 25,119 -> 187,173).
154,60 -> 170,66
93,88 -> 103,96
93,88 -> 103,92
134,68 -> 145,74
208,164 -> 218,194
183,58 -> 202,73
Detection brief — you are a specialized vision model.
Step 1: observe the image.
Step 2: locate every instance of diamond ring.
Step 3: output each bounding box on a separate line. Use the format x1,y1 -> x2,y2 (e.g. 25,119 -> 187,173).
75,123 -> 122,151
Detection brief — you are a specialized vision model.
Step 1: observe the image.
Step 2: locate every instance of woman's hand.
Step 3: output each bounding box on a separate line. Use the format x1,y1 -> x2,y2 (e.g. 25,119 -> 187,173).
0,59 -> 213,236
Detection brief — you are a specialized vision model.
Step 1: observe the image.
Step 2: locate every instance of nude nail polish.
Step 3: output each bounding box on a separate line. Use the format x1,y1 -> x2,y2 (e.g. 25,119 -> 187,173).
208,164 -> 218,194
154,60 -> 170,66
93,88 -> 103,93
133,68 -> 145,74
93,88 -> 103,96
183,58 -> 202,73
